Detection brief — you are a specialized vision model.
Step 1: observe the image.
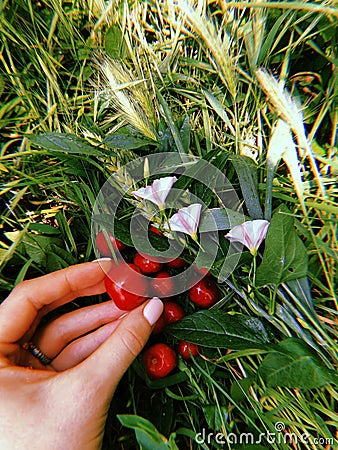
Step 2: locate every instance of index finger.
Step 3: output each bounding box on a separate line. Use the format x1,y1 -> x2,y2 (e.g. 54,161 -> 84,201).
0,260 -> 113,343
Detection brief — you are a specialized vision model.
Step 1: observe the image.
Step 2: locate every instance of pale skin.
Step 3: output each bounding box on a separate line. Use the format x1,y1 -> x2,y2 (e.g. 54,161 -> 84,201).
0,260 -> 163,450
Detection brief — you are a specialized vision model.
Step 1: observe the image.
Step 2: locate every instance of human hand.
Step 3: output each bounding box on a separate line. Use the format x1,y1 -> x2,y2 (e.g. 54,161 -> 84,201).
0,260 -> 163,450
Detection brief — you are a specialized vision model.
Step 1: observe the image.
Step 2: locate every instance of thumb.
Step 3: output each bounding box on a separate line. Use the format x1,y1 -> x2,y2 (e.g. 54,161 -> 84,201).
67,297 -> 163,399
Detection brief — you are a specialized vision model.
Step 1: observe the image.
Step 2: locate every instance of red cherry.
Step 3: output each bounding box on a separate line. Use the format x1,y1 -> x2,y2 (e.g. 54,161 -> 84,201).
95,231 -> 126,257
177,340 -> 200,360
104,263 -> 148,310
152,314 -> 166,335
149,225 -> 163,236
151,271 -> 175,298
192,265 -> 211,277
166,257 -> 186,269
134,252 -> 163,274
188,277 -> 219,308
163,301 -> 185,324
143,343 -> 177,379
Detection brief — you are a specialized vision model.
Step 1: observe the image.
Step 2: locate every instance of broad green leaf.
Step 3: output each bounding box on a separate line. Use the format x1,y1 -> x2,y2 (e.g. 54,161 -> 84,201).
105,24 -> 127,59
230,377 -> 253,403
199,208 -> 247,232
48,244 -> 77,265
256,205 -> 308,287
258,338 -> 337,389
46,252 -> 70,272
22,234 -> 63,266
166,310 -> 270,349
104,134 -> 152,150
117,415 -> 170,450
28,133 -> 102,155
29,223 -> 60,235
231,155 -> 263,219
203,405 -> 229,431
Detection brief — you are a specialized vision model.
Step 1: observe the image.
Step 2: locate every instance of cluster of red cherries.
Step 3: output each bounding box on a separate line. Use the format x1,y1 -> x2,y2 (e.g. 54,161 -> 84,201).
95,229 -> 219,380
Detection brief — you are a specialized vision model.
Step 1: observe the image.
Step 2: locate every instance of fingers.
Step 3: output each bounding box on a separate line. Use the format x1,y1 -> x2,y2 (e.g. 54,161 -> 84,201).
0,260 -> 113,344
66,297 -> 163,401
34,300 -> 125,361
51,321 -> 120,371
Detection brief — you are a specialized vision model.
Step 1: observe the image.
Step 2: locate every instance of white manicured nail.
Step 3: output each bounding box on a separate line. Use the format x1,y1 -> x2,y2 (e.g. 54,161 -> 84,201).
143,297 -> 164,326
92,257 -> 112,262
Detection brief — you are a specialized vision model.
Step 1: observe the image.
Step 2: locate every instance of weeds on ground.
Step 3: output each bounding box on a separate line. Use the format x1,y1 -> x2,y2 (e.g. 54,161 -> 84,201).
0,1 -> 337,448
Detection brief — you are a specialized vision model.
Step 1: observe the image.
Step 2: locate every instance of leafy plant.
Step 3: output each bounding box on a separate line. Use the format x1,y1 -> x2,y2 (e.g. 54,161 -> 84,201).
1,1 -> 337,449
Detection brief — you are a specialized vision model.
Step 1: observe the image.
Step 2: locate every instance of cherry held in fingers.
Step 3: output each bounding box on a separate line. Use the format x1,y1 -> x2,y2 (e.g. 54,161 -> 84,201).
105,263 -> 148,310
143,343 -> 177,379
96,231 -> 126,257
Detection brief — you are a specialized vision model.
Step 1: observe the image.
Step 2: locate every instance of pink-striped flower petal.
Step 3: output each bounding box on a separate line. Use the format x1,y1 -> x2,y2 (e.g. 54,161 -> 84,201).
132,176 -> 177,209
163,204 -> 202,240
225,220 -> 270,255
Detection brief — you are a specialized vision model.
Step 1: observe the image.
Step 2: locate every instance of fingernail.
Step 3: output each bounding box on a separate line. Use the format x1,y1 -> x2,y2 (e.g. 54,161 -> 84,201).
143,297 -> 163,326
92,258 -> 114,274
92,257 -> 112,262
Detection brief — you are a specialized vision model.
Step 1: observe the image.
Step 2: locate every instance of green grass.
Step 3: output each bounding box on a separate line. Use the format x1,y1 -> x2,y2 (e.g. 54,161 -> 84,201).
1,1 -> 337,449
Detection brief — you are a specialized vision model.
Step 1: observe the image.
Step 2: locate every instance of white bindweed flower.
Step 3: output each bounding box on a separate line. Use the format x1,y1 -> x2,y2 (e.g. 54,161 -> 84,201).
225,220 -> 270,255
131,176 -> 177,210
163,203 -> 202,241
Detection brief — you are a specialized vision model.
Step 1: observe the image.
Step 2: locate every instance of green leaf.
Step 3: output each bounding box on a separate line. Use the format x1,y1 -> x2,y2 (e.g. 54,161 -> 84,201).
45,252 -> 70,272
14,258 -> 34,285
256,205 -> 308,287
258,338 -> 337,389
179,115 -> 191,152
22,234 -> 63,265
48,244 -> 77,265
156,88 -> 187,155
105,24 -> 127,59
199,208 -> 247,232
28,223 -> 60,235
117,415 -> 170,450
230,377 -> 253,403
203,405 -> 229,431
55,211 -> 77,254
166,310 -> 270,349
203,89 -> 235,135
28,133 -> 102,156
104,134 -> 152,150
283,277 -> 314,312
231,155 -> 263,219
